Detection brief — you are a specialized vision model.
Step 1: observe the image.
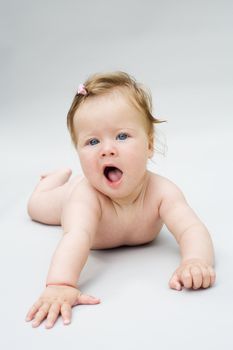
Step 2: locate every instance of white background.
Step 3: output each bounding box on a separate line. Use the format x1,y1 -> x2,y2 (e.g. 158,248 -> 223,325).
0,0 -> 232,349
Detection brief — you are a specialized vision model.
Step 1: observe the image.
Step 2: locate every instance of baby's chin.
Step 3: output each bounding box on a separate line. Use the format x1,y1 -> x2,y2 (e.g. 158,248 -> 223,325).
85,175 -> 123,194
84,169 -> 149,201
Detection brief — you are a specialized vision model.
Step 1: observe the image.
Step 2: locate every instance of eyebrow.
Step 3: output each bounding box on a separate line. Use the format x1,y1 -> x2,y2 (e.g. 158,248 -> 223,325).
80,127 -> 136,137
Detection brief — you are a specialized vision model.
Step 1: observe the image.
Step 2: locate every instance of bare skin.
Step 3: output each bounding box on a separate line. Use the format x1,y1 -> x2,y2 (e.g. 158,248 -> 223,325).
25,90 -> 215,328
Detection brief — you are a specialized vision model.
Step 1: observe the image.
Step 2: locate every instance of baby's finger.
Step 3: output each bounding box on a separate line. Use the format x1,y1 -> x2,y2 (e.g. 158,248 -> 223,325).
201,267 -> 211,289
32,302 -> 50,328
169,273 -> 182,291
61,303 -> 72,325
208,267 -> 216,286
190,266 -> 202,289
45,303 -> 61,329
77,293 -> 101,305
181,268 -> 192,289
25,300 -> 43,321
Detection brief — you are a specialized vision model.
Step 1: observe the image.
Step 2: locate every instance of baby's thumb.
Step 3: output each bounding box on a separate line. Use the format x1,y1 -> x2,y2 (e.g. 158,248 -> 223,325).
77,293 -> 101,305
169,273 -> 182,291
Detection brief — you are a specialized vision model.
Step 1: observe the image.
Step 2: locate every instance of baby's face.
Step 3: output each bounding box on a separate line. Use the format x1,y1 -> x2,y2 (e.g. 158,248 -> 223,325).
73,89 -> 153,201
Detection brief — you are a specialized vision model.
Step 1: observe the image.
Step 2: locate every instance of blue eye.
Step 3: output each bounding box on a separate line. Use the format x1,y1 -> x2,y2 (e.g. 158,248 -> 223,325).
88,138 -> 99,146
117,133 -> 128,141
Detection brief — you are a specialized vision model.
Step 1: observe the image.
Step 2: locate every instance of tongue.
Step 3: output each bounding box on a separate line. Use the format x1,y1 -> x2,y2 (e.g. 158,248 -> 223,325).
108,168 -> 122,182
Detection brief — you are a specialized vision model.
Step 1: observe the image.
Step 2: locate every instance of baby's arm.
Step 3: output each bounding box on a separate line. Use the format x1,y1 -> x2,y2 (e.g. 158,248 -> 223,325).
159,179 -> 216,291
26,181 -> 101,328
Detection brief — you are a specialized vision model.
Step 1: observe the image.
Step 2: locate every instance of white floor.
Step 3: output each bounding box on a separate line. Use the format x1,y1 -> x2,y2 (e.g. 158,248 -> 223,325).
1,1 -> 233,348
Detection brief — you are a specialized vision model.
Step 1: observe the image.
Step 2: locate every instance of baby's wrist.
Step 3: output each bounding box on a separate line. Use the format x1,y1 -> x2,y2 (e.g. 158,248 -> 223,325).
181,257 -> 213,266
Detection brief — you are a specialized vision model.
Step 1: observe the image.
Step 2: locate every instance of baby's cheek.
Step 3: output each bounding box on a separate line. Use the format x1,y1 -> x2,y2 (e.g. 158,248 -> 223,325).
82,160 -> 96,177
81,157 -> 101,183
127,148 -> 148,166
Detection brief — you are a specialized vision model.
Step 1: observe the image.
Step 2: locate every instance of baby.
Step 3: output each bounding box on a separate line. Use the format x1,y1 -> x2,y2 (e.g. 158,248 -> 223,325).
25,71 -> 215,329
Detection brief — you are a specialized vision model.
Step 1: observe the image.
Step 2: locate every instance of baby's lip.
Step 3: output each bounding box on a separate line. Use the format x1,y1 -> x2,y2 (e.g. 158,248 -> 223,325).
102,164 -> 123,173
102,164 -> 123,181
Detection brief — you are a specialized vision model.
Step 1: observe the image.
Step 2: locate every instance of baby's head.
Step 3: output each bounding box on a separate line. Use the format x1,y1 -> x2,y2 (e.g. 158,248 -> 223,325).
67,71 -> 164,153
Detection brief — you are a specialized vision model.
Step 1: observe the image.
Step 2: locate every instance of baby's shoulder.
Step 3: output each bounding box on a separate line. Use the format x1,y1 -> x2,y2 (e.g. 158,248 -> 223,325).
67,176 -> 101,207
148,171 -> 185,199
148,171 -> 176,188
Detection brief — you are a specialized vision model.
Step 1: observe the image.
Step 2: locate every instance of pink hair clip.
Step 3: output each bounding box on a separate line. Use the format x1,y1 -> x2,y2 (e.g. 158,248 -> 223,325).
77,84 -> 87,96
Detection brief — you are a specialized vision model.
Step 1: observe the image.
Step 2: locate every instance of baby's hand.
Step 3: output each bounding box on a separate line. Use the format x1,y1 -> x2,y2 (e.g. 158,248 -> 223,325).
25,285 -> 100,329
169,259 -> 216,291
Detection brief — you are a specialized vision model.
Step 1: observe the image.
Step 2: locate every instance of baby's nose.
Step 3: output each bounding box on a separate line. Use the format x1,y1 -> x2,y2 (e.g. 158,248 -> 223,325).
101,151 -> 115,157
100,143 -> 117,157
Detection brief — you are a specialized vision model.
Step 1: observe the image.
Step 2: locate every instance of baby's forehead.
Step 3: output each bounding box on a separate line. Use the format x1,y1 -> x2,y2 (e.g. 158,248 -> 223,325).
74,95 -> 147,137
75,89 -> 141,121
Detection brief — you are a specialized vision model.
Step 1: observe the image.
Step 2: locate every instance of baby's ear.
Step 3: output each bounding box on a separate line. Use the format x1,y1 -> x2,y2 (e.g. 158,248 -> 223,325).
148,134 -> 154,158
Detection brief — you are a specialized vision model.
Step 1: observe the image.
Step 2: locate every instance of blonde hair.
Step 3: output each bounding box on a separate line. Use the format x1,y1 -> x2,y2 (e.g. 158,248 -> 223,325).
67,71 -> 166,150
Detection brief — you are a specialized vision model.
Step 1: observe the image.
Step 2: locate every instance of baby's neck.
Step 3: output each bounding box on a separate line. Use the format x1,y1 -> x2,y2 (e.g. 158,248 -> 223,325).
110,171 -> 150,210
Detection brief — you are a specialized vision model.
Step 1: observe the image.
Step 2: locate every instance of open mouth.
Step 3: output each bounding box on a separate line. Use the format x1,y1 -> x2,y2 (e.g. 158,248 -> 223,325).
103,166 -> 123,183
